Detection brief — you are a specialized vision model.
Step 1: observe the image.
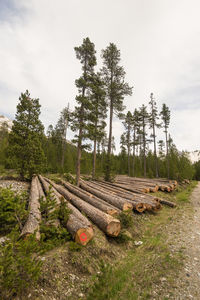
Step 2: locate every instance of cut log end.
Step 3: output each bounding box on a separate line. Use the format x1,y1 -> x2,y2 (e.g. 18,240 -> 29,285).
123,203 -> 133,211
152,203 -> 162,211
135,203 -> 146,213
107,209 -> 119,216
106,220 -> 121,237
75,227 -> 94,246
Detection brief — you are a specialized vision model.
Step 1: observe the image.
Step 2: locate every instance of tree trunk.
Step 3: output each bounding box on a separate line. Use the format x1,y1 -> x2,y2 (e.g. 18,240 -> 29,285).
152,124 -> 159,178
92,138 -> 97,180
80,181 -> 133,211
143,121 -> 146,177
106,103 -> 113,181
61,180 -> 120,216
20,176 -> 41,240
61,115 -> 68,170
46,180 -> 121,237
90,181 -> 146,213
132,128 -> 136,177
165,129 -> 170,179
40,176 -> 93,245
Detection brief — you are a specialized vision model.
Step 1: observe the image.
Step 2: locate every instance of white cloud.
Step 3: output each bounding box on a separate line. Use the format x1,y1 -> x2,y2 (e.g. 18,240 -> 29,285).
0,0 -> 200,153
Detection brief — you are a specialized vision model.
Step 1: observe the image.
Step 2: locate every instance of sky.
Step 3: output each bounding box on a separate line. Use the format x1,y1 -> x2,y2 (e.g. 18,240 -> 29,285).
0,0 -> 200,153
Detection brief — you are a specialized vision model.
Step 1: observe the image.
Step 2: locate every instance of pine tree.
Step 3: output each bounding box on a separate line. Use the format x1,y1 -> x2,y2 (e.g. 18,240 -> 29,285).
160,103 -> 170,178
71,37 -> 96,186
132,108 -> 140,177
138,105 -> 149,177
8,90 -> 46,179
122,111 -> 133,176
101,43 -> 132,181
55,105 -> 71,171
87,72 -> 107,179
149,93 -> 161,177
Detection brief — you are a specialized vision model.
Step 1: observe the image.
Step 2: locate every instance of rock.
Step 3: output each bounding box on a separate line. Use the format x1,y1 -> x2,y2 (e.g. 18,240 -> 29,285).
134,240 -> 143,246
0,236 -> 10,245
79,293 -> 84,297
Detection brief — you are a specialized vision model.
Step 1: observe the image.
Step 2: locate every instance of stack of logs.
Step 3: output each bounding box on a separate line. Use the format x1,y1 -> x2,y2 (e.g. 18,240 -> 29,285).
114,175 -> 178,193
20,175 -> 177,246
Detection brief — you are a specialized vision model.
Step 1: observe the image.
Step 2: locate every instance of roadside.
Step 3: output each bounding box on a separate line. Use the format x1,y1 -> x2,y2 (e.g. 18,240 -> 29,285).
85,182 -> 198,300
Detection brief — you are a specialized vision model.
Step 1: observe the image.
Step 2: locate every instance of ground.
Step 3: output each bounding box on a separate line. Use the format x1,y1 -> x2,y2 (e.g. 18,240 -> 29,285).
167,182 -> 200,299
1,180 -> 200,299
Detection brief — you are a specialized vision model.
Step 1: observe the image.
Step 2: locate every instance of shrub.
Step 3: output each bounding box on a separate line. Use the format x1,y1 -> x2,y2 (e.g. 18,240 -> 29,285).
0,235 -> 42,299
0,187 -> 28,235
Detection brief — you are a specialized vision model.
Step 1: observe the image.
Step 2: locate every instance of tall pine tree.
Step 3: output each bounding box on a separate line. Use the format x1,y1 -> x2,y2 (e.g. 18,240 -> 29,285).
101,43 -> 132,181
122,111 -> 133,176
149,93 -> 161,177
160,103 -> 170,179
71,37 -> 96,186
138,105 -> 149,177
88,72 -> 107,179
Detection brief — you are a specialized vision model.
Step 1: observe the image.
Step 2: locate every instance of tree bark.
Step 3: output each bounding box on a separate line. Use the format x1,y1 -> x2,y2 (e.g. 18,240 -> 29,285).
80,181 -> 133,211
61,180 -> 120,216
40,176 -> 94,245
92,138 -> 97,180
48,180 -> 121,237
20,176 -> 41,240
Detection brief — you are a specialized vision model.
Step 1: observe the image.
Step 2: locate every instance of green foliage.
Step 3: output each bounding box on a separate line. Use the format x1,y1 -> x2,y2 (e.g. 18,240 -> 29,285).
58,197 -> 71,227
0,235 -> 42,299
39,187 -> 58,223
68,241 -> 83,252
63,172 -> 76,184
7,90 -> 46,179
101,42 -> 132,181
39,188 -> 71,251
118,212 -> 133,229
0,187 -> 28,235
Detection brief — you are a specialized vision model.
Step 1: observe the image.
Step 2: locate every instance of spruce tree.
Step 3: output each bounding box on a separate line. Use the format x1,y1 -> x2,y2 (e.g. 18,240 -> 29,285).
8,90 -> 46,179
87,72 -> 107,179
101,43 -> 132,181
71,37 -> 96,186
149,93 -> 161,177
160,103 -> 170,179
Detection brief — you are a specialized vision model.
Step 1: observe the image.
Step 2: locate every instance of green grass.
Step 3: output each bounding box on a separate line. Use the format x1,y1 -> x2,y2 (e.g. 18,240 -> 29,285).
86,181 -> 197,300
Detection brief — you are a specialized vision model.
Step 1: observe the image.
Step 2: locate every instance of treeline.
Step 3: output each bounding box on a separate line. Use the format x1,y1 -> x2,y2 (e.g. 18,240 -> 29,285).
0,37 -> 197,181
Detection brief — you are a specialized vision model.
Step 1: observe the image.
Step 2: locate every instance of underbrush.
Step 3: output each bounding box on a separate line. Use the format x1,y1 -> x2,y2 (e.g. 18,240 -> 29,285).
0,186 -> 72,299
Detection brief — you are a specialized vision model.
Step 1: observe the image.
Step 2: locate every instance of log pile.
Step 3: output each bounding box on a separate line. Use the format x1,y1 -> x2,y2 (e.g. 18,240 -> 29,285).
20,175 -> 94,245
114,176 -> 178,193
20,174 -> 177,246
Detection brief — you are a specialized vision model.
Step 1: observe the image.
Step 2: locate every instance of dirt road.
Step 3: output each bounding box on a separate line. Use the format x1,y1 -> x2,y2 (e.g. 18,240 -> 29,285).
170,182 -> 200,299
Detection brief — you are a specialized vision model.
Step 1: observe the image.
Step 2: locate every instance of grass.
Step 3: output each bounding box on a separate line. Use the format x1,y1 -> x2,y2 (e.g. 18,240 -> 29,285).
85,181 -> 197,300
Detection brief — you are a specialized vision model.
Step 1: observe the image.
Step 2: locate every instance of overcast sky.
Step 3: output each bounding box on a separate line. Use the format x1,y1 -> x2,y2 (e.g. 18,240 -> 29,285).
0,0 -> 200,153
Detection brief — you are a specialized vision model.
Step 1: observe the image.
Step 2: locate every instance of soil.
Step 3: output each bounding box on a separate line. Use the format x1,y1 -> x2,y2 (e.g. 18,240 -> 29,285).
153,182 -> 200,299
171,182 -> 200,299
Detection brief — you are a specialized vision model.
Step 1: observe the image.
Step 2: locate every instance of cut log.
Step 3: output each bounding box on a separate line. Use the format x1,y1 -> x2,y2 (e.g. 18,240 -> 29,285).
94,181 -> 162,211
80,181 -> 133,211
156,198 -> 176,208
59,180 -> 120,216
20,176 -> 41,240
46,180 -> 121,237
88,181 -> 146,213
39,176 -> 94,245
